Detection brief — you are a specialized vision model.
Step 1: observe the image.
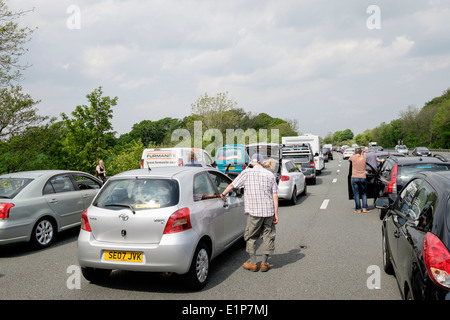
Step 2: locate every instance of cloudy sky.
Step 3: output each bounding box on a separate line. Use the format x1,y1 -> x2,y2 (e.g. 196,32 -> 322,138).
7,0 -> 450,139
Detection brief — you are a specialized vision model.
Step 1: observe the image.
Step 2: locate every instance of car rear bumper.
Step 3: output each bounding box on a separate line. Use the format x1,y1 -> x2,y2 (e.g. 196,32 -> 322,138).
0,220 -> 32,245
77,229 -> 199,275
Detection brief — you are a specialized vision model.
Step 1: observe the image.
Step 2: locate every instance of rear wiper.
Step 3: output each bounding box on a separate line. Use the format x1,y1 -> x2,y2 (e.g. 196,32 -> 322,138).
105,203 -> 136,214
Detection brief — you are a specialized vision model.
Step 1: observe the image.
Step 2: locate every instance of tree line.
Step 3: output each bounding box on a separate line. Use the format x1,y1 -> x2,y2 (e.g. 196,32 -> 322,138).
323,89 -> 450,150
0,88 -> 298,175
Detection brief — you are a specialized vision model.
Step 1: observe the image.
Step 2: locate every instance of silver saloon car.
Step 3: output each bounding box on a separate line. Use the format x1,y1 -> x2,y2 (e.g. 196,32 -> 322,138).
77,166 -> 246,290
277,159 -> 307,205
0,170 -> 102,248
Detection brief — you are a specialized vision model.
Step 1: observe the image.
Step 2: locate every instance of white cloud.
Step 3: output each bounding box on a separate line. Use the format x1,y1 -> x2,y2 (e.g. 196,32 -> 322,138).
5,0 -> 450,138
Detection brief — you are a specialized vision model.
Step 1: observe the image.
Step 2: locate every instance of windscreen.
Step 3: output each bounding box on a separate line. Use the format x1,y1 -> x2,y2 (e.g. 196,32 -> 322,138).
0,178 -> 33,199
94,178 -> 180,210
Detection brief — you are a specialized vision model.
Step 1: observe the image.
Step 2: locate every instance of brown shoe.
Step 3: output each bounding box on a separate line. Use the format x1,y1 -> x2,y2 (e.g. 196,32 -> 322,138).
260,263 -> 270,272
243,261 -> 258,272
363,209 -> 370,213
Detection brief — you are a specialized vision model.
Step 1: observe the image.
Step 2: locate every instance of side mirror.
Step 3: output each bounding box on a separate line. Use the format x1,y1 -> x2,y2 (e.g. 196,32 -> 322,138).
375,197 -> 390,210
235,187 -> 244,197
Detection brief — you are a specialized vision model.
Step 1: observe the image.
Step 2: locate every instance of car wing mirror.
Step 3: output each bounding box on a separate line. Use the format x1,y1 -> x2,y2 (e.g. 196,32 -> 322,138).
375,197 -> 390,210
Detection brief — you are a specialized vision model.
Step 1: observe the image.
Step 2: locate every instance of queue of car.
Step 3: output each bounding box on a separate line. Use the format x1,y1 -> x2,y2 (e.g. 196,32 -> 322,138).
0,143 -> 311,291
342,143 -> 450,300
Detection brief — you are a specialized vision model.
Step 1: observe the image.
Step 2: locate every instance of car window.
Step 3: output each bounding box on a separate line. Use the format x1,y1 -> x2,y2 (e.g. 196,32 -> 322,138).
193,172 -> 217,201
0,178 -> 33,199
395,178 -> 422,215
207,171 -> 236,196
203,151 -> 214,166
72,174 -> 102,190
289,162 -> 300,173
94,178 -> 179,210
43,175 -> 75,195
410,181 -> 437,232
399,163 -> 450,182
380,160 -> 394,179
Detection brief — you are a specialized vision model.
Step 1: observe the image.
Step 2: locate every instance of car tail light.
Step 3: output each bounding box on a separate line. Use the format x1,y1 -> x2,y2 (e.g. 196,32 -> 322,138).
423,232 -> 450,289
281,175 -> 290,181
178,158 -> 183,166
309,161 -> 315,168
164,208 -> 191,234
0,203 -> 14,219
81,209 -> 92,232
140,159 -> 144,169
386,164 -> 398,194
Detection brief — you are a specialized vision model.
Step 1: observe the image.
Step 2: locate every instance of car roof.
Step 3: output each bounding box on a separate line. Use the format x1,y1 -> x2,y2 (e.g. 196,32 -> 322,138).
0,170 -> 87,179
389,156 -> 449,165
111,166 -> 217,179
413,170 -> 450,191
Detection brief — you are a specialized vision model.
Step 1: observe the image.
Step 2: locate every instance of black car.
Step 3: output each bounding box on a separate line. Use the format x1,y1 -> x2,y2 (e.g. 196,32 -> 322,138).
412,147 -> 432,157
376,170 -> 450,300
376,156 -> 450,219
322,147 -> 333,161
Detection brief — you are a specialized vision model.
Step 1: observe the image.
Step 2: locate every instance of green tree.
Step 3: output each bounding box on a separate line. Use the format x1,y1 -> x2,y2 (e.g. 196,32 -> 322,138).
0,2 -> 34,86
0,84 -> 44,139
60,87 -> 118,173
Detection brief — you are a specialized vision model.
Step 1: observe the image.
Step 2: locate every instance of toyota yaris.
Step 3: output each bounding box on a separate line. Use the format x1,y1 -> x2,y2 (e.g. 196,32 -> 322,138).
77,167 -> 246,290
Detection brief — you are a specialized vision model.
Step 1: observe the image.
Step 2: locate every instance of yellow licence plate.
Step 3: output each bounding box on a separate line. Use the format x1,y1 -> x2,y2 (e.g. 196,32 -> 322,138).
228,166 -> 235,170
296,164 -> 301,168
104,250 -> 143,262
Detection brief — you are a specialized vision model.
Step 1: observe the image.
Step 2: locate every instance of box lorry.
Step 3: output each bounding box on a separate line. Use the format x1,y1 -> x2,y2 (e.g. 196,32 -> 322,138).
282,135 -> 325,173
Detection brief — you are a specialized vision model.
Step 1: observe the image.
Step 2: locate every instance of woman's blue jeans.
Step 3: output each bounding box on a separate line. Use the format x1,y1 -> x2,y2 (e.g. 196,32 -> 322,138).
351,178 -> 368,211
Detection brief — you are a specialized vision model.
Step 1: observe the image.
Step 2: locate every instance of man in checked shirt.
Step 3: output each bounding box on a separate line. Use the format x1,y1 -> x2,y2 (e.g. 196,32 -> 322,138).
220,153 -> 279,272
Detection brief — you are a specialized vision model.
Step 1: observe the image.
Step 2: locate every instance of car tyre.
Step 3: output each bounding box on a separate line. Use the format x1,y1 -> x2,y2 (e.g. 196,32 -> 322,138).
81,267 -> 112,283
301,184 -> 307,196
290,187 -> 297,205
30,217 -> 56,249
382,228 -> 394,275
183,241 -> 210,291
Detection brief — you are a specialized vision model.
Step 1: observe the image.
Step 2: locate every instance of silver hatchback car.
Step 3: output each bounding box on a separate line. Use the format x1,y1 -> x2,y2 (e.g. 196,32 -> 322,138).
77,166 -> 246,290
277,159 -> 307,205
0,170 -> 102,248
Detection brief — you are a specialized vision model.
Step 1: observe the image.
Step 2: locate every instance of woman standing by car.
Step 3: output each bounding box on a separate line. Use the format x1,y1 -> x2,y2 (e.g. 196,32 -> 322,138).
349,148 -> 369,213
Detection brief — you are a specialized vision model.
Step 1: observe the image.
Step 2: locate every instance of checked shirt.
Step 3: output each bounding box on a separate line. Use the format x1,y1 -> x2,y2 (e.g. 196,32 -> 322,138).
231,165 -> 278,217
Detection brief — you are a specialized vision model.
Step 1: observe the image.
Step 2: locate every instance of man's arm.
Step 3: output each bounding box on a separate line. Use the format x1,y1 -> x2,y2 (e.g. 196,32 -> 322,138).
272,193 -> 279,224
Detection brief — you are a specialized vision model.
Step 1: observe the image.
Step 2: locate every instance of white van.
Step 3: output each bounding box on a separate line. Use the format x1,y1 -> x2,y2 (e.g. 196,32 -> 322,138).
140,148 -> 215,169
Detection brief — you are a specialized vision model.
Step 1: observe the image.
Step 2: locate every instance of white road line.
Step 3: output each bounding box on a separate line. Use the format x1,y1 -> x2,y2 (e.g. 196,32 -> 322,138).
332,178 -> 337,183
320,199 -> 330,209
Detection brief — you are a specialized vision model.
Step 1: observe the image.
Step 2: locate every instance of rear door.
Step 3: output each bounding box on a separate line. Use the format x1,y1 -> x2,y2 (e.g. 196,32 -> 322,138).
207,170 -> 246,245
70,173 -> 102,209
347,161 -> 378,200
89,178 -> 180,244
43,174 -> 84,228
192,172 -> 227,250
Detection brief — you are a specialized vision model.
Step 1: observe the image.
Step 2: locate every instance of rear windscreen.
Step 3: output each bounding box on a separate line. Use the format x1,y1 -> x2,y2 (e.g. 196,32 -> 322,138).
94,178 -> 179,210
0,178 -> 33,199
216,149 -> 244,161
399,164 -> 450,181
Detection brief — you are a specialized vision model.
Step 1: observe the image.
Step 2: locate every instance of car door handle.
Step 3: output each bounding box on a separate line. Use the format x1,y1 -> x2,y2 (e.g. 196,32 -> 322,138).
223,201 -> 229,208
49,198 -> 58,204
82,194 -> 90,198
394,231 -> 401,238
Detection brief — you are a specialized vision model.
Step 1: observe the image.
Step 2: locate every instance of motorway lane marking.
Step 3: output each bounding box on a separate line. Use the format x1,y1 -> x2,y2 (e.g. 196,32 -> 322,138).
320,199 -> 330,209
332,178 -> 337,183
